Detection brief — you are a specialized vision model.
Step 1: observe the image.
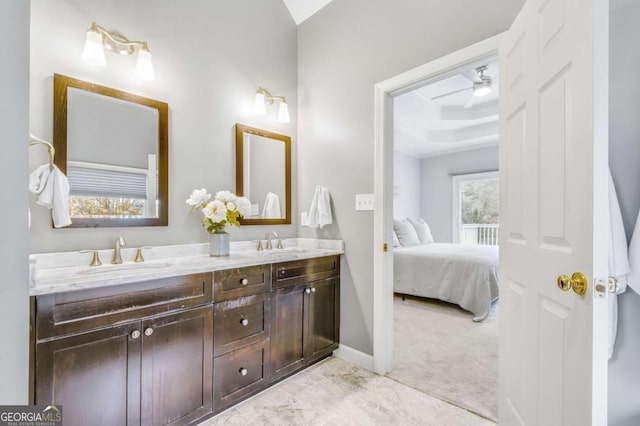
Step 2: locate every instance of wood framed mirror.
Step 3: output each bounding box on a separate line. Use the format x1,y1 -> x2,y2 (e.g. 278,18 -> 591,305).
235,124 -> 291,225
53,74 -> 168,227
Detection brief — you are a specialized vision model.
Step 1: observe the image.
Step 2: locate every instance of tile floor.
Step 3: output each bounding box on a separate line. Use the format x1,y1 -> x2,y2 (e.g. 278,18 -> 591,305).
202,357 -> 494,425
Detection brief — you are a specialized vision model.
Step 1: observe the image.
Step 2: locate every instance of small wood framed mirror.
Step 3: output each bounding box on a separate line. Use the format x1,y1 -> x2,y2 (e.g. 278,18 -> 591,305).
235,124 -> 291,225
53,74 -> 168,228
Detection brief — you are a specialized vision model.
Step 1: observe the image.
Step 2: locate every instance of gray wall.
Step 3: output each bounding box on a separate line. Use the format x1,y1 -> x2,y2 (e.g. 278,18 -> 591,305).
608,0 -> 640,424
0,0 -> 30,403
393,151 -> 421,220
29,0 -> 298,253
297,0 -> 524,354
420,146 -> 499,243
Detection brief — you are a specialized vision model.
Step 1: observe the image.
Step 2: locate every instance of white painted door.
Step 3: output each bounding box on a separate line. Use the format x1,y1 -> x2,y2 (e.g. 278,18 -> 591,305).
499,0 -> 609,424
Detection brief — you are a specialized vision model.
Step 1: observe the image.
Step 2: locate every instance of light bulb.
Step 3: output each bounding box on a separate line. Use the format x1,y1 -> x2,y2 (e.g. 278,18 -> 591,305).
134,45 -> 155,81
277,101 -> 290,123
81,27 -> 106,66
473,81 -> 492,97
253,92 -> 267,115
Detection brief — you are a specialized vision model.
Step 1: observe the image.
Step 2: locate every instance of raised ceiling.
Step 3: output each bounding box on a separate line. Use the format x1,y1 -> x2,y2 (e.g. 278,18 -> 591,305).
394,60 -> 499,158
281,0 -> 335,25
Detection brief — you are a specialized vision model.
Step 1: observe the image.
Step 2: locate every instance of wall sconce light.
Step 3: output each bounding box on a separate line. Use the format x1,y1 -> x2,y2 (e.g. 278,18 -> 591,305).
253,87 -> 290,123
82,22 -> 155,81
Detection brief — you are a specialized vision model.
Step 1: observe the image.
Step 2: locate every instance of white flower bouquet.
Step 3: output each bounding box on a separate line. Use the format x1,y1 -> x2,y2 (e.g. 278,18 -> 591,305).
186,189 -> 251,233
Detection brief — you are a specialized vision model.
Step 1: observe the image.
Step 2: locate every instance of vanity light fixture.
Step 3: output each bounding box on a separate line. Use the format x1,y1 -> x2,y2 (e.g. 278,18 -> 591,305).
253,87 -> 290,123
82,22 -> 155,81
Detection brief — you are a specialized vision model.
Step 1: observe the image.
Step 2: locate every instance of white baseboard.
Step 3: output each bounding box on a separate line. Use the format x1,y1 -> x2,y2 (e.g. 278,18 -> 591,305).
334,344 -> 374,371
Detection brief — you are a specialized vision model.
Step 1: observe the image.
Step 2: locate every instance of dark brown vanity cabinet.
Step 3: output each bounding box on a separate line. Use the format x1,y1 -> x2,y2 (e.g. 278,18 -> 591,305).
271,257 -> 340,380
33,274 -> 214,426
31,255 -> 341,425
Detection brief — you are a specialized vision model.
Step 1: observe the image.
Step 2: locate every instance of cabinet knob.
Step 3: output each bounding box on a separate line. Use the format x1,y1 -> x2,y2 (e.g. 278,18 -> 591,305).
131,330 -> 141,339
241,318 -> 249,326
239,368 -> 248,376
311,287 -> 317,293
144,327 -> 154,336
240,278 -> 249,286
305,288 -> 311,294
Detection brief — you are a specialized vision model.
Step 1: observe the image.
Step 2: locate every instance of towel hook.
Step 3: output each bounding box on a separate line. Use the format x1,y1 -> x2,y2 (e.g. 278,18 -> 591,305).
28,134 -> 55,171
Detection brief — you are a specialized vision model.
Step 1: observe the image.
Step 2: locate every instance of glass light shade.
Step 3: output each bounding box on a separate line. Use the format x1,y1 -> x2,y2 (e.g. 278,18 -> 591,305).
277,101 -> 290,123
473,82 -> 492,97
81,29 -> 106,66
253,92 -> 267,115
134,47 -> 155,81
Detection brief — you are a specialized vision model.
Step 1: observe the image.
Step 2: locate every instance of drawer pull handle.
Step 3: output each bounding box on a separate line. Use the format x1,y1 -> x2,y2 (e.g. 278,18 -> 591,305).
305,288 -> 311,294
144,327 -> 154,337
241,318 -> 249,326
239,368 -> 248,376
311,287 -> 317,293
240,278 -> 249,286
131,330 -> 141,339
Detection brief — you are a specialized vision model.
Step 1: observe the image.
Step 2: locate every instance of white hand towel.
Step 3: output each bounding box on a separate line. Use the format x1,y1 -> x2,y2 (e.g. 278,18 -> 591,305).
608,170 -> 630,358
302,185 -> 333,228
30,165 -> 72,228
29,164 -> 51,195
262,192 -> 282,219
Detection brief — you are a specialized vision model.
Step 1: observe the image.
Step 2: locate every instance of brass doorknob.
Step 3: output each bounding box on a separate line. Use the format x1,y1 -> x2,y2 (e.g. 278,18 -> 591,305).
557,272 -> 588,295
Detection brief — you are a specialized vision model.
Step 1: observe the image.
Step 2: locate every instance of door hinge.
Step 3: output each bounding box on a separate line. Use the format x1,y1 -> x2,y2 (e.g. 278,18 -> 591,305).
383,243 -> 388,252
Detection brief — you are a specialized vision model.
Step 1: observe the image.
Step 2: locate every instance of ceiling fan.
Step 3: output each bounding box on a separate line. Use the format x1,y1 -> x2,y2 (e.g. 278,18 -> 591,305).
431,65 -> 495,109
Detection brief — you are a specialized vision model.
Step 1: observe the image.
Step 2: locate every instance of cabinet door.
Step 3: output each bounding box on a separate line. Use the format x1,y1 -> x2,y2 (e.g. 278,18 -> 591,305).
307,277 -> 340,361
270,284 -> 308,380
140,306 -> 213,426
35,322 -> 141,426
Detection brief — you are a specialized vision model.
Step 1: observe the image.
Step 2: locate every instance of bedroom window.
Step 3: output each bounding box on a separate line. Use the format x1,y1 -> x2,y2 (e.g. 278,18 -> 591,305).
452,171 -> 499,245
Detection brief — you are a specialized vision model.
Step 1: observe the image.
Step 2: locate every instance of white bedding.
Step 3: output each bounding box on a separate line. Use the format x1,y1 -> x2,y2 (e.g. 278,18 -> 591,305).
394,243 -> 499,321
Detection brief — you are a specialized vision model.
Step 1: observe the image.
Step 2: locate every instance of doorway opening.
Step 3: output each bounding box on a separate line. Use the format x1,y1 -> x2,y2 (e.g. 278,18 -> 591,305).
373,37 -> 498,418
389,57 -> 500,420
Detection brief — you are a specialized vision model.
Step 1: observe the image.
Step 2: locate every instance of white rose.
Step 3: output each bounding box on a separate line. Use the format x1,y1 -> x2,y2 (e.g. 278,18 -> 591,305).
226,202 -> 237,211
215,190 -> 237,203
186,188 -> 211,206
203,200 -> 227,223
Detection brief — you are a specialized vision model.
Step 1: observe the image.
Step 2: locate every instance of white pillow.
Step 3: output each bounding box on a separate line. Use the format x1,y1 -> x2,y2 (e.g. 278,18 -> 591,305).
392,231 -> 401,247
393,219 -> 420,246
409,218 -> 434,244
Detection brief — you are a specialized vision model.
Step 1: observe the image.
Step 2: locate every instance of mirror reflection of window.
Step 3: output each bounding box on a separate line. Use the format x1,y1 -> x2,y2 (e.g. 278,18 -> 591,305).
66,88 -> 159,219
242,133 -> 286,219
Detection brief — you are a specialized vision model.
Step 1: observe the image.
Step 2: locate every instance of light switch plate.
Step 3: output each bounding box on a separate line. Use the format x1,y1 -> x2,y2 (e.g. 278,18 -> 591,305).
355,193 -> 375,211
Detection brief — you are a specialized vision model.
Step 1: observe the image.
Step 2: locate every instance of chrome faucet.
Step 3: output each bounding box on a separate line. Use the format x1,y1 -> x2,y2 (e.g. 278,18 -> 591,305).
265,232 -> 283,250
112,236 -> 126,264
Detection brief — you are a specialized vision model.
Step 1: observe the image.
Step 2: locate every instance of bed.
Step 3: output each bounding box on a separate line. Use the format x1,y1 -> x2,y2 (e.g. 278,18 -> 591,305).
394,243 -> 499,322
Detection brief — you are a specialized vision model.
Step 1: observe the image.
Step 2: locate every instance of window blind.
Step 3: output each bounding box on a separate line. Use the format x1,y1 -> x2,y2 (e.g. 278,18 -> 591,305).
68,165 -> 148,199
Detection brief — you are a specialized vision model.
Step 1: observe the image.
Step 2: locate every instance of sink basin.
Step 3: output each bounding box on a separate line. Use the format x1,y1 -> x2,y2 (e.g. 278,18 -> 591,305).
75,261 -> 172,275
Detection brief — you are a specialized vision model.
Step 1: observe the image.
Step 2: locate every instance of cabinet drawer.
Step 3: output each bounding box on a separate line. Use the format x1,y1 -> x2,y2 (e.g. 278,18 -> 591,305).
272,256 -> 340,289
213,264 -> 270,302
213,340 -> 270,412
36,273 -> 212,340
214,293 -> 270,356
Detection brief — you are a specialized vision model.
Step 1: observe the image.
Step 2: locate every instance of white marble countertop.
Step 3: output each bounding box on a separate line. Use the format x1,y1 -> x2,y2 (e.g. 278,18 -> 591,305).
29,238 -> 344,296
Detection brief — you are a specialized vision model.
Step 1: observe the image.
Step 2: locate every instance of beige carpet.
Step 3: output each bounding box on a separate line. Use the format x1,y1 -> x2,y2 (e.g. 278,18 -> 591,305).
389,295 -> 498,421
